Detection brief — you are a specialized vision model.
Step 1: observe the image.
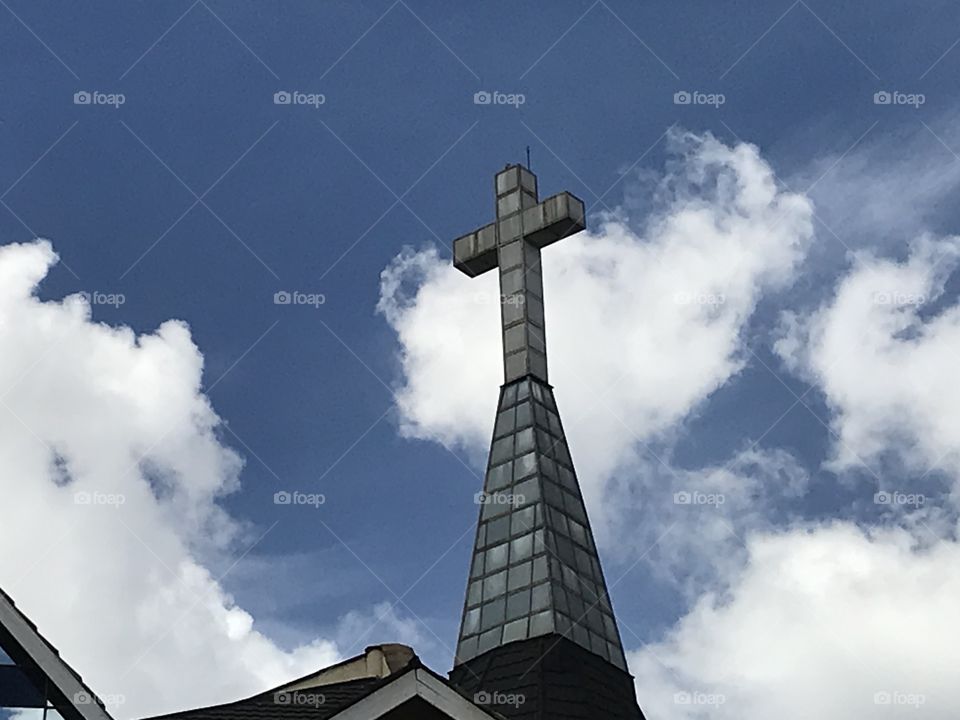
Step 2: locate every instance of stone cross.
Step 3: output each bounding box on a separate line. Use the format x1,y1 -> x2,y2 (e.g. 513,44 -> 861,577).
452,164 -> 586,384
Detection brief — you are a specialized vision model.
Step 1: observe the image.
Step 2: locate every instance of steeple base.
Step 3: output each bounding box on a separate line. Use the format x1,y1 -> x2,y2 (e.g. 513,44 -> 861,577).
449,635 -> 646,720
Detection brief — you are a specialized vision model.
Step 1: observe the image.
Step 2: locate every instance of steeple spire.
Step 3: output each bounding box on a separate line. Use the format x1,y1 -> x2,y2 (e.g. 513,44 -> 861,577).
448,166 -> 644,719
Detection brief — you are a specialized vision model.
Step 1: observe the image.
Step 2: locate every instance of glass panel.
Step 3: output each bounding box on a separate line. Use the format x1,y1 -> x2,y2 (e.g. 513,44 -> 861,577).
543,481 -> 563,509
514,453 -> 537,480
508,561 -> 532,592
483,570 -> 507,600
591,631 -> 609,659
478,627 -> 501,654
516,380 -> 530,401
502,617 -> 529,643
573,623 -> 590,649
532,555 -> 548,583
530,610 -> 555,637
569,520 -> 587,548
515,427 -> 535,454
513,477 -> 539,504
603,613 -> 618,640
531,582 -> 550,612
471,553 -> 484,578
502,383 -> 518,406
539,455 -> 556,480
487,516 -> 510,545
458,635 -> 478,662
554,584 -> 569,614
511,506 -> 535,535
510,532 -> 533,561
463,607 -> 480,635
515,401 -> 533,428
487,461 -> 513,491
481,598 -> 506,631
531,381 -> 543,402
491,437 -> 513,465
467,581 -> 482,606
506,589 -> 531,620
486,543 -> 508,572
494,408 -> 515,438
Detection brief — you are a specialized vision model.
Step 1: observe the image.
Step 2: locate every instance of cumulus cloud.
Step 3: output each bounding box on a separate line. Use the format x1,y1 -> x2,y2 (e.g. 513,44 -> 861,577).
775,235 -> 960,491
0,240 -> 377,719
377,132 -> 814,520
630,523 -> 960,719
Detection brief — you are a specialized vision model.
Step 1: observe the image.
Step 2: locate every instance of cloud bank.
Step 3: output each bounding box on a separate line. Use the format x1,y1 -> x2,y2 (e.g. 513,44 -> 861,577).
0,241 -> 351,719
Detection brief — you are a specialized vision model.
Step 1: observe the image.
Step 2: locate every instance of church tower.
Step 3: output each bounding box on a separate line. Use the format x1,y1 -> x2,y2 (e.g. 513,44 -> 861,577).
447,165 -> 646,719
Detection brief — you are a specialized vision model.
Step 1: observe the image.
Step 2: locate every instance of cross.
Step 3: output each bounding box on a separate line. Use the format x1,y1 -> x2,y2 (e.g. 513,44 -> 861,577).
452,164 -> 586,384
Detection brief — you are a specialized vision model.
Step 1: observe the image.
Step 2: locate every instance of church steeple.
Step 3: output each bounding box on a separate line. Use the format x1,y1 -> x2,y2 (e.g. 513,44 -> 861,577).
448,166 -> 645,719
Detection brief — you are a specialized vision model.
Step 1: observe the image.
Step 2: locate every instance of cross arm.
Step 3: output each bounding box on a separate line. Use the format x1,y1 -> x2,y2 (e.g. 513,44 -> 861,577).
519,191 -> 586,250
452,192 -> 586,278
453,222 -> 498,277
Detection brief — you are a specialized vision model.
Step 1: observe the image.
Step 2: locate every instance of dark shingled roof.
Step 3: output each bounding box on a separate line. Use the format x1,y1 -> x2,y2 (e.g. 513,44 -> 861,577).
142,676 -> 385,720
142,657 -> 503,720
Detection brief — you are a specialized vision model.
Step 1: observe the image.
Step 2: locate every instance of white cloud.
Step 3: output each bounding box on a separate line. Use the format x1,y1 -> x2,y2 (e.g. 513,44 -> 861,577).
0,240 -> 390,719
774,235 -> 960,487
630,523 -> 960,720
377,132 -> 814,524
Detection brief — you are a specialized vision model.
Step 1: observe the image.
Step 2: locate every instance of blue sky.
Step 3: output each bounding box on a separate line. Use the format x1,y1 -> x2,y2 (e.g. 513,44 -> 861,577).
3,2 -> 960,719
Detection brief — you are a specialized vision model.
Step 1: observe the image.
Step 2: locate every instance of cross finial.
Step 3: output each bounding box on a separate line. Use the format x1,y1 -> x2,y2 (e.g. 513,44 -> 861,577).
451,166 -> 586,384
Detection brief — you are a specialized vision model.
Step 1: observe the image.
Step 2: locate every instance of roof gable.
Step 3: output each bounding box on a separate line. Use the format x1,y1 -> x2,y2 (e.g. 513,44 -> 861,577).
0,588 -> 113,720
